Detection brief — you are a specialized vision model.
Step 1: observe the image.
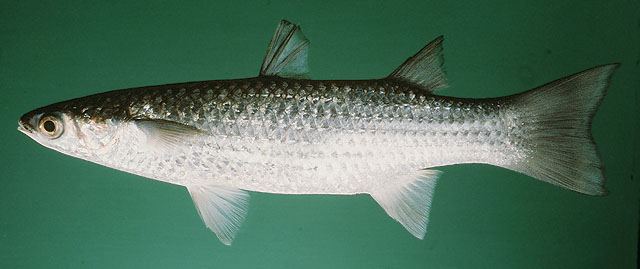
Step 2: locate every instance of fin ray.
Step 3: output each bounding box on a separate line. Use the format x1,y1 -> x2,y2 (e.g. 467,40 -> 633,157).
370,169 -> 441,239
187,185 -> 250,245
134,119 -> 204,149
507,64 -> 619,195
388,36 -> 447,92
260,20 -> 310,78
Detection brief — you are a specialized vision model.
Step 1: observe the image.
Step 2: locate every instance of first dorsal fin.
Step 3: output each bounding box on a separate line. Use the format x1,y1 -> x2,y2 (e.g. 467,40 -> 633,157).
388,36 -> 447,92
260,20 -> 310,78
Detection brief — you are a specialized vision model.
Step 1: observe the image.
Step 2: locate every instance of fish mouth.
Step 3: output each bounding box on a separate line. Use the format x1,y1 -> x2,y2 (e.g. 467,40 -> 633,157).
18,119 -> 34,135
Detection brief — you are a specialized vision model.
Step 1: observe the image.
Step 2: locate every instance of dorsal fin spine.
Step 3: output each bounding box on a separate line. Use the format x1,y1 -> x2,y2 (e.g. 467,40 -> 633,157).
259,20 -> 310,78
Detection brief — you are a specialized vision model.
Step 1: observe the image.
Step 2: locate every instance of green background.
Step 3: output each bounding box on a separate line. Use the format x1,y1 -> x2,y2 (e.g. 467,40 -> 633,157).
1,0 -> 638,268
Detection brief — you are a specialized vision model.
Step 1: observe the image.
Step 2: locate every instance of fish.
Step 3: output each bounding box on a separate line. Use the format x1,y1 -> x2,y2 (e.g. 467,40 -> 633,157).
18,20 -> 619,245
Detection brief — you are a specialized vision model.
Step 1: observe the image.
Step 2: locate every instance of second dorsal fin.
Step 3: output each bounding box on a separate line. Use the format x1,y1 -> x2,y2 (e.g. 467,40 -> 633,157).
388,36 -> 447,92
259,20 -> 310,78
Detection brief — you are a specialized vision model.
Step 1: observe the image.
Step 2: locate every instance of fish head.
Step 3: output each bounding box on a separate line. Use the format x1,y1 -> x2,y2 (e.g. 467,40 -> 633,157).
18,101 -> 125,160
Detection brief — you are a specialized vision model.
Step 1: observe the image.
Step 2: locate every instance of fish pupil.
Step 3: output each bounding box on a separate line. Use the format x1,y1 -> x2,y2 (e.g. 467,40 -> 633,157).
43,120 -> 55,133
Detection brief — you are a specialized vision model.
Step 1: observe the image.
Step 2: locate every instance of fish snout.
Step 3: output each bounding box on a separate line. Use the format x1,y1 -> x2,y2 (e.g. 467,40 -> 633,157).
18,112 -> 36,134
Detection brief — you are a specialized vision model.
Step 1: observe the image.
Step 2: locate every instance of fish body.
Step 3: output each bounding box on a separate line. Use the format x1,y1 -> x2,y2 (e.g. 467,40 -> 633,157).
26,77 -> 516,193
19,20 -> 618,244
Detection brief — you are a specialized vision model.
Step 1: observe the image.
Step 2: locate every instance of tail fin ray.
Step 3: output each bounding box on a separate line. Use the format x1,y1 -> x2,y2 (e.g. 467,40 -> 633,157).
508,64 -> 619,195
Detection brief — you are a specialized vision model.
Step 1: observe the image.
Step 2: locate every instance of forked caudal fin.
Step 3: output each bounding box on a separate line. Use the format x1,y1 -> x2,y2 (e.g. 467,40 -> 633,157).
507,64 -> 619,195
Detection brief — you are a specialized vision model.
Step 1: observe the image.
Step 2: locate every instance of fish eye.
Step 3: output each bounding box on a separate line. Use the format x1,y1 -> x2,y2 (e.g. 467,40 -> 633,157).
38,115 -> 64,139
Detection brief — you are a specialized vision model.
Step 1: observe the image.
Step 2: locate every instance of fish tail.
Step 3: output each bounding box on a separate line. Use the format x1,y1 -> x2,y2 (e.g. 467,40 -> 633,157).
507,64 -> 619,195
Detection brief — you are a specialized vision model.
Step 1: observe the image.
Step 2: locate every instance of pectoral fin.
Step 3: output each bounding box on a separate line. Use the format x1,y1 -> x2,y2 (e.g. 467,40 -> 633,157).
134,119 -> 204,149
187,185 -> 250,245
370,169 -> 441,239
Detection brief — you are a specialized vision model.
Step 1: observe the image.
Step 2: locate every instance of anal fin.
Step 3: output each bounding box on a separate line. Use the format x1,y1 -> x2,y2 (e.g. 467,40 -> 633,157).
370,169 -> 441,239
187,185 -> 250,245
